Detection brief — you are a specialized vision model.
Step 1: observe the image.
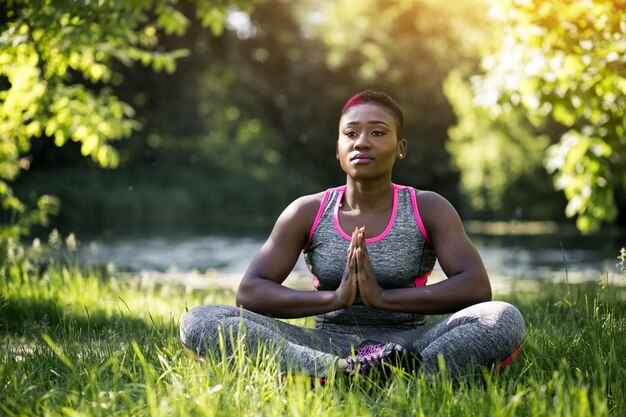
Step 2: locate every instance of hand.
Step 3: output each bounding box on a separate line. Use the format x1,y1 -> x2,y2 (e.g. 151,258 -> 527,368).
353,227 -> 384,307
334,228 -> 359,307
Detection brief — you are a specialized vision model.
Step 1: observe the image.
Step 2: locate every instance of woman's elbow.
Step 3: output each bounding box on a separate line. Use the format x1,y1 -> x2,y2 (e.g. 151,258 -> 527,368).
477,275 -> 492,303
235,281 -> 252,309
464,271 -> 492,305
235,292 -> 245,308
235,287 -> 252,309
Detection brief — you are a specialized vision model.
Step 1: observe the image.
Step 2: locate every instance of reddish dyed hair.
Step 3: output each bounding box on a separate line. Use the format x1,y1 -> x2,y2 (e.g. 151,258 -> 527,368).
341,95 -> 364,113
341,90 -> 404,139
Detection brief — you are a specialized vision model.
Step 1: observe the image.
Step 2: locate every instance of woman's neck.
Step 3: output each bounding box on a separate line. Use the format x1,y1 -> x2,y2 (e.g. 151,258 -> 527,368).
343,177 -> 394,211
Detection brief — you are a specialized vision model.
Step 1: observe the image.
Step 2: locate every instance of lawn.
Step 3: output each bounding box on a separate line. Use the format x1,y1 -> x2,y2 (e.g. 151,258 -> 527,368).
1,241 -> 625,416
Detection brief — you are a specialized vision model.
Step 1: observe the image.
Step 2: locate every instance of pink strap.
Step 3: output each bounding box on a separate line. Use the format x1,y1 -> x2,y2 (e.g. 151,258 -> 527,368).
302,189 -> 333,252
409,187 -> 432,245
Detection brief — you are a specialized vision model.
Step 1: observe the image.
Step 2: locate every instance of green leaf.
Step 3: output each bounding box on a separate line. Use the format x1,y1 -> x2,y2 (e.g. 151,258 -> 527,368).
80,134 -> 99,156
156,6 -> 189,36
552,102 -> 577,127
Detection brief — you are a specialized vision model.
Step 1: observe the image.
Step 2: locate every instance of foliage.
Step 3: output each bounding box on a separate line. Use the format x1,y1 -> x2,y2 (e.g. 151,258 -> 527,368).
6,0 -> 622,236
1,243 -> 625,415
11,164 -> 318,235
444,71 -> 551,213
313,0 -> 496,190
446,0 -> 626,233
0,0 -> 257,238
318,0 -> 493,82
139,0 -> 502,199
131,0 -> 353,186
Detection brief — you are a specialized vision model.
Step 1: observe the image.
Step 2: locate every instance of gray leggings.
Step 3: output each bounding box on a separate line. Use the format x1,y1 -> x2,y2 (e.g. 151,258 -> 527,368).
180,301 -> 526,378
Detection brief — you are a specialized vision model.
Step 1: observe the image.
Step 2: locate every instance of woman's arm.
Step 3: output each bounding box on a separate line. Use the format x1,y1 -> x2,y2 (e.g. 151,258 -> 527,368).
235,194 -> 358,318
357,191 -> 492,314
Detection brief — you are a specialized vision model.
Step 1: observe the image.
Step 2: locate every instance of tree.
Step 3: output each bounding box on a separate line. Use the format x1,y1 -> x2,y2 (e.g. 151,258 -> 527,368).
135,0 -> 362,186
309,0 -> 496,196
0,0 -> 256,238
445,0 -> 626,233
444,71 -> 554,218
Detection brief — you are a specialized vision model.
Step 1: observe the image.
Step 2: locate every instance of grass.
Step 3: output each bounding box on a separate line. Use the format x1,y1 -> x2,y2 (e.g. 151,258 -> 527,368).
1,243 -> 625,416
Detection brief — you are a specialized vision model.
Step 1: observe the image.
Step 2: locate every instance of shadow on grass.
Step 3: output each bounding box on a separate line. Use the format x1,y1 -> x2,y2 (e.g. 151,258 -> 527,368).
0,296 -> 176,343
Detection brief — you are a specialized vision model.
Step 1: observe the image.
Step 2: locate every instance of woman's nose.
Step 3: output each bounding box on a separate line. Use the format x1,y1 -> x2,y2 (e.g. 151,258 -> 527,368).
354,132 -> 371,149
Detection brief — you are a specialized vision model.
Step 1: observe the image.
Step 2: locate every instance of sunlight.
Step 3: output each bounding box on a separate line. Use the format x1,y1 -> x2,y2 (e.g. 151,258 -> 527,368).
226,8 -> 255,39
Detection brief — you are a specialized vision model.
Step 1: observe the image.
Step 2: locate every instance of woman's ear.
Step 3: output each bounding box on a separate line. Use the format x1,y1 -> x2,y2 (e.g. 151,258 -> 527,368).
397,138 -> 407,159
336,142 -> 340,159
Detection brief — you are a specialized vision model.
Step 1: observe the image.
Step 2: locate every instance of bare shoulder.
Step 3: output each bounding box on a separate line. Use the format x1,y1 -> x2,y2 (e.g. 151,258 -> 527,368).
278,191 -> 326,225
270,191 -> 326,242
414,189 -> 465,239
246,191 -> 327,278
414,190 -> 457,215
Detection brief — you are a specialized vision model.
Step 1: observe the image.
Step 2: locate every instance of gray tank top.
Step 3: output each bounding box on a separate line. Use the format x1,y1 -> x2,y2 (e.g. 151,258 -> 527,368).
303,184 -> 436,329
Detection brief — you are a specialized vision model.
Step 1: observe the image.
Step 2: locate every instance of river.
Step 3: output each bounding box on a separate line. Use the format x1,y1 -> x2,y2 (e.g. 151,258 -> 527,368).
74,225 -> 625,287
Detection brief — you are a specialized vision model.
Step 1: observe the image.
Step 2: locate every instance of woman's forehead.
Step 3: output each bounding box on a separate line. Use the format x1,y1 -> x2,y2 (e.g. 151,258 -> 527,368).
340,103 -> 396,126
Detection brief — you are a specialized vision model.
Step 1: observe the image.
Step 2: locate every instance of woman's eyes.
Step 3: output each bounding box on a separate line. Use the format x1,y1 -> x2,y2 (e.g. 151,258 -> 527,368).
344,129 -> 387,138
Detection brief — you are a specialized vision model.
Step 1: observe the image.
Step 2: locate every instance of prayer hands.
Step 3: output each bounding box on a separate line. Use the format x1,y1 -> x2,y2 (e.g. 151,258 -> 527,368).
351,227 -> 383,307
335,233 -> 358,307
335,227 -> 383,308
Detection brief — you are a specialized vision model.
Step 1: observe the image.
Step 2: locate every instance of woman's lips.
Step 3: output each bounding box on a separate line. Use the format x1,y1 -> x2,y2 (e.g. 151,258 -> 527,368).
351,154 -> 373,163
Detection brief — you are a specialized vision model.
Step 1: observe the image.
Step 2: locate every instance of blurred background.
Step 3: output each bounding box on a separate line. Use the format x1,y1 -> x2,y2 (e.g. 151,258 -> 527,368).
2,0 -> 624,279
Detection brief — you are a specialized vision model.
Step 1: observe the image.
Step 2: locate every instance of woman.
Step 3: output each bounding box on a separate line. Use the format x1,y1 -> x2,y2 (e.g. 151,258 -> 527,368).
180,91 -> 526,379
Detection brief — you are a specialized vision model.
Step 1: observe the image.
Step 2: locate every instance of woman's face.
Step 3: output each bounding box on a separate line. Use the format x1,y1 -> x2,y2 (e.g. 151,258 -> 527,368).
337,103 -> 406,181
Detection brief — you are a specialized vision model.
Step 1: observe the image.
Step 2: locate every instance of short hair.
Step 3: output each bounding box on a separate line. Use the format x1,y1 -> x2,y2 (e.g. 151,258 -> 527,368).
341,90 -> 404,140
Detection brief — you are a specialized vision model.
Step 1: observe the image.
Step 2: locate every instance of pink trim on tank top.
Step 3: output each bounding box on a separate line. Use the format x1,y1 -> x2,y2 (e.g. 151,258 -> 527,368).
334,185 -> 399,243
414,268 -> 432,287
409,187 -> 432,245
302,189 -> 334,251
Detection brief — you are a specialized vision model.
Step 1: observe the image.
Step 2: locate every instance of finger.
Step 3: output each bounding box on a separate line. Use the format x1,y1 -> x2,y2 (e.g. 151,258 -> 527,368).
361,238 -> 369,259
360,251 -> 372,277
357,247 -> 374,278
355,247 -> 363,268
353,228 -> 361,249
349,250 -> 357,273
355,248 -> 367,284
356,228 -> 368,255
347,229 -> 358,257
348,229 -> 358,252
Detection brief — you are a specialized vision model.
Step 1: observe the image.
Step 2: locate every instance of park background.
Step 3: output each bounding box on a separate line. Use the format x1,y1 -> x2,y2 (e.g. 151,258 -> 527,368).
2,1 -> 626,416
2,0 -> 625,281
0,0 -> 626,280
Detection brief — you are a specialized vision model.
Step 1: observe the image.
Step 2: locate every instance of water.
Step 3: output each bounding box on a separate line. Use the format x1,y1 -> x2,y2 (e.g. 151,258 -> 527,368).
470,233 -> 623,282
78,235 -> 268,274
75,230 -> 625,283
